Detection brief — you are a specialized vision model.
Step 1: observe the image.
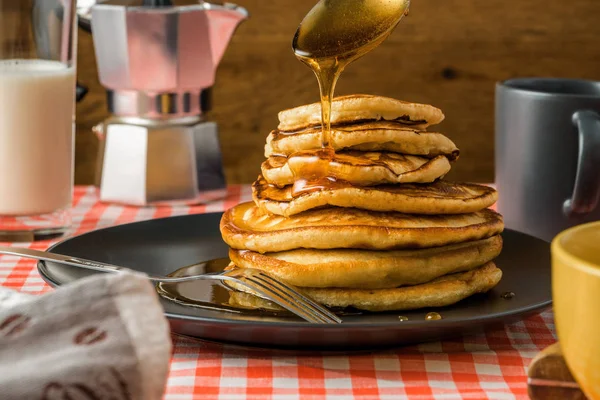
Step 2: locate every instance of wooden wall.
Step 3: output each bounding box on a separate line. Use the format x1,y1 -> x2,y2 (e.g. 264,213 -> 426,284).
75,0 -> 600,185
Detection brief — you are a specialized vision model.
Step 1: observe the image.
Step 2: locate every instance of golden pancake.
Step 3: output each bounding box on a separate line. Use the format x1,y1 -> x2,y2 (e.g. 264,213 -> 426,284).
228,262 -> 503,312
265,121 -> 459,159
229,235 -> 502,289
277,94 -> 445,132
262,151 -> 451,187
220,202 -> 504,252
253,178 -> 498,217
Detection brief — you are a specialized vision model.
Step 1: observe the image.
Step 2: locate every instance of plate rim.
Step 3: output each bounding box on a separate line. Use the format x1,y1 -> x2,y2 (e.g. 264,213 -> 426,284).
36,213 -> 553,330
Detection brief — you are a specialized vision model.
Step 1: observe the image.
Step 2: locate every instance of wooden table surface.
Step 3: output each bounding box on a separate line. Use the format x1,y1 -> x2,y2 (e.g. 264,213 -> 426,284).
74,0 -> 600,185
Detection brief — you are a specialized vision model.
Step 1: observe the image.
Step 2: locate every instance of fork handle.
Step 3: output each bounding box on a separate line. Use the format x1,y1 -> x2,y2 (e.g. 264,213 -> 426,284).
0,246 -> 341,323
0,246 -> 222,284
0,246 -> 133,276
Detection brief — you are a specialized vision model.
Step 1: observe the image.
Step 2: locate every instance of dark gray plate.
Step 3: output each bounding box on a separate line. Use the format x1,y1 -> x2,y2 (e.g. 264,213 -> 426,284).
38,212 -> 552,350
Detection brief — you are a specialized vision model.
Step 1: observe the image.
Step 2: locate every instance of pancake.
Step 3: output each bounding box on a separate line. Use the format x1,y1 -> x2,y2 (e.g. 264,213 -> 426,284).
229,235 -> 502,289
265,121 -> 459,159
253,178 -> 498,217
262,152 -> 451,187
228,262 -> 503,312
277,94 -> 445,132
220,202 -> 504,252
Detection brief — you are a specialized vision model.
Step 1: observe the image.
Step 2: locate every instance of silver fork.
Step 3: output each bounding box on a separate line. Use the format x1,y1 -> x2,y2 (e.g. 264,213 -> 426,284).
0,246 -> 342,324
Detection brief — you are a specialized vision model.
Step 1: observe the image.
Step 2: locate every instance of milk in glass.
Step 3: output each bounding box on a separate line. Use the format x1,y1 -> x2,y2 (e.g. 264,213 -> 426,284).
0,60 -> 75,216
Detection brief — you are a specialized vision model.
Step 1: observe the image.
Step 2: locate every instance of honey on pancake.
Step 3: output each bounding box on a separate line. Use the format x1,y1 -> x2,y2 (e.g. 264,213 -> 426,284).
289,149 -> 340,195
290,0 -> 411,197
286,151 -> 407,195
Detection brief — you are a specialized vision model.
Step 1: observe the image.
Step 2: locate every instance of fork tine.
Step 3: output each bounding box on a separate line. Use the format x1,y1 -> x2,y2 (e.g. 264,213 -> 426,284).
256,274 -> 341,322
249,273 -> 340,324
222,268 -> 342,324
243,275 -> 334,324
247,274 -> 341,324
232,276 -> 327,323
254,272 -> 342,324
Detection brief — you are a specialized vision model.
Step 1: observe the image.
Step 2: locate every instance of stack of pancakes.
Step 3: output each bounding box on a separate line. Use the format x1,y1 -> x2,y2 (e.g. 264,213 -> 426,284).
221,95 -> 504,312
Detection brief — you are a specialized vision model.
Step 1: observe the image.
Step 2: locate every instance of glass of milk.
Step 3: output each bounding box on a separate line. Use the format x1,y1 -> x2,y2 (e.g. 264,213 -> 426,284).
0,0 -> 77,242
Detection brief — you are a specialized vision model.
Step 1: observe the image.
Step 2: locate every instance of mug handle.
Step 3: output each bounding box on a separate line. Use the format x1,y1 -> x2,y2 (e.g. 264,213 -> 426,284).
563,110 -> 600,217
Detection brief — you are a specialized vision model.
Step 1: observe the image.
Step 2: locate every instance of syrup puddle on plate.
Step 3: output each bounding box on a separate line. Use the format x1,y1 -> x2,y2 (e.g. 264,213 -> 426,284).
156,258 -> 361,318
156,258 -> 281,316
425,312 -> 442,321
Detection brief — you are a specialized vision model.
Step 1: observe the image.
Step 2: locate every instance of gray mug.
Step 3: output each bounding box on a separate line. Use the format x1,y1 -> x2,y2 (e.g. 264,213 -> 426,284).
495,78 -> 600,242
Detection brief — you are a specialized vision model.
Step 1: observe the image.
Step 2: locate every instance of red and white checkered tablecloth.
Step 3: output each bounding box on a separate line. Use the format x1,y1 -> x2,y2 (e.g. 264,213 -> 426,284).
0,185 -> 555,399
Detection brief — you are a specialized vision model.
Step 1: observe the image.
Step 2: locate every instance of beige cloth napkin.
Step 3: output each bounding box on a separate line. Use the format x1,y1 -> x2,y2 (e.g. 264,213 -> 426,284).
0,272 -> 172,400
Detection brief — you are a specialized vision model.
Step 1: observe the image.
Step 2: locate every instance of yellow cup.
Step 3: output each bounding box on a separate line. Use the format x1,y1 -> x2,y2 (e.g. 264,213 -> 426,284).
552,221 -> 600,399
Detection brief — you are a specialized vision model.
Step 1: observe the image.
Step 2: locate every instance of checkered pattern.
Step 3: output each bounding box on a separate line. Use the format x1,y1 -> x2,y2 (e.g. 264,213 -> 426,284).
0,185 -> 555,399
